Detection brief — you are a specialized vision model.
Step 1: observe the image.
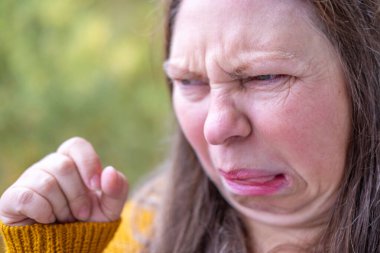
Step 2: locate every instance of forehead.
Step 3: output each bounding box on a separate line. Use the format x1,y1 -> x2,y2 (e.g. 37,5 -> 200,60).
168,0 -> 321,78
172,0 -> 315,44
177,0 -> 310,24
175,0 -> 315,27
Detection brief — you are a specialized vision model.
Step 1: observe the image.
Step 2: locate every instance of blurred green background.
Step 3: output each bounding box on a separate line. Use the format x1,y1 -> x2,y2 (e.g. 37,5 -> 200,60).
0,0 -> 172,195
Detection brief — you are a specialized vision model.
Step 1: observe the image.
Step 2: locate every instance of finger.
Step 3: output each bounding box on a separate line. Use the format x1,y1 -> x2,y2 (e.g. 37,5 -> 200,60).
57,137 -> 102,190
99,166 -> 128,221
0,187 -> 55,225
35,153 -> 92,221
16,168 -> 75,223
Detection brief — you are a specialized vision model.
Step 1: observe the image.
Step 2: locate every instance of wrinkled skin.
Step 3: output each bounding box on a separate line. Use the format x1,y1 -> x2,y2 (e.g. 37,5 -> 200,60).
166,0 -> 350,251
0,0 -> 351,252
0,137 -> 128,225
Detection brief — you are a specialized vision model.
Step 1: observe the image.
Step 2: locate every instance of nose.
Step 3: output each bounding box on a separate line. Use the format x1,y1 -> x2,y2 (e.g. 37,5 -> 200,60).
203,93 -> 252,145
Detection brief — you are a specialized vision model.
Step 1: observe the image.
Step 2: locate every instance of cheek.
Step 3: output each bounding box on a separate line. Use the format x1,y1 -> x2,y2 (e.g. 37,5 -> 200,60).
258,85 -> 351,185
173,94 -> 221,180
174,101 -> 224,191
173,91 -> 208,155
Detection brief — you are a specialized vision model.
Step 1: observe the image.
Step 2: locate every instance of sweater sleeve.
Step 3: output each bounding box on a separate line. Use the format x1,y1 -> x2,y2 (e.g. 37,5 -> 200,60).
0,201 -> 155,253
0,220 -> 120,253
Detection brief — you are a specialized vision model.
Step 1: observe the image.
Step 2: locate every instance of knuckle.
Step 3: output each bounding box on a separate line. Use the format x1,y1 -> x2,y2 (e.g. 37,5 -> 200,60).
68,137 -> 89,148
39,152 -> 62,167
29,154 -> 77,178
53,156 -> 76,176
38,174 -> 57,193
16,188 -> 34,207
27,159 -> 48,173
43,152 -> 58,161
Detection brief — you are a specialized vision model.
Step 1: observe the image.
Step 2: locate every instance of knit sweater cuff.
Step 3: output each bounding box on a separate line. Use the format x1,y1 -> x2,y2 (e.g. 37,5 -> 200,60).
0,220 -> 121,253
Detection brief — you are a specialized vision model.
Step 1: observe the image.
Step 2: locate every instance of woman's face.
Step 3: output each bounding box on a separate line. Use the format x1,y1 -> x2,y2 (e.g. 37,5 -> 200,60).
166,0 -> 351,227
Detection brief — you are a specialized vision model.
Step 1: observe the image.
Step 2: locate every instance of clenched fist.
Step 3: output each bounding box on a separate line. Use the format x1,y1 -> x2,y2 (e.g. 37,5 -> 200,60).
0,137 -> 129,226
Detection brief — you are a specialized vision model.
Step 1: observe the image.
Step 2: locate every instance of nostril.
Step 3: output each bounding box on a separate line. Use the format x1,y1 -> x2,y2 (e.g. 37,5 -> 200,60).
224,135 -> 246,144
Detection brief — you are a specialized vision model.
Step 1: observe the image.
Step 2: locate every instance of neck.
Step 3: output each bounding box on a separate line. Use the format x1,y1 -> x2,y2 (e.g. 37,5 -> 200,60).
243,217 -> 327,253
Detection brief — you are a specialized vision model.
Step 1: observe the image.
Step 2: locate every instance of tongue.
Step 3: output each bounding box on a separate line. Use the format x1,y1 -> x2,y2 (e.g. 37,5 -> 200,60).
235,175 -> 279,185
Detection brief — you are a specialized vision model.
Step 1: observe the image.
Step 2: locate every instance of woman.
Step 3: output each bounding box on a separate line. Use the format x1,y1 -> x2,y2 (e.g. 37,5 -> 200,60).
1,0 -> 379,252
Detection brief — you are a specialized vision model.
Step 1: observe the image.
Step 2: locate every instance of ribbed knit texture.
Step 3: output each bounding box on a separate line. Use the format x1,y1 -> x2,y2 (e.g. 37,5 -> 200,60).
0,220 -> 120,253
0,169 -> 164,253
0,200 -> 156,253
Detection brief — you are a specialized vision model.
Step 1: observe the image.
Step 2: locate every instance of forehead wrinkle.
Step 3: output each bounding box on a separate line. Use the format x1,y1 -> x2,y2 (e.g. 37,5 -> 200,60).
208,49 -> 298,82
171,0 -> 316,83
203,21 -> 300,81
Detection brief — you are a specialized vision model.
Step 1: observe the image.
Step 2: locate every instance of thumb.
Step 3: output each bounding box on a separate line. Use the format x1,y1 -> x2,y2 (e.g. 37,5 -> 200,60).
99,166 -> 129,221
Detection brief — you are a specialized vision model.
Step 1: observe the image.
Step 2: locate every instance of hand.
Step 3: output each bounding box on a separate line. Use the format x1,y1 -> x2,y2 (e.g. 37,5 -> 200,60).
0,137 -> 129,226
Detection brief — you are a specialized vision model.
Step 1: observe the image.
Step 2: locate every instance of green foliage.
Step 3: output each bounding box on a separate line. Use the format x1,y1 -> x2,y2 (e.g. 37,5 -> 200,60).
0,0 -> 172,193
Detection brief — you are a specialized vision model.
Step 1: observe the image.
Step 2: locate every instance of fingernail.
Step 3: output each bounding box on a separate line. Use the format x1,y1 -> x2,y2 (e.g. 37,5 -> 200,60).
106,166 -> 115,172
78,206 -> 90,221
90,174 -> 100,190
105,166 -> 116,174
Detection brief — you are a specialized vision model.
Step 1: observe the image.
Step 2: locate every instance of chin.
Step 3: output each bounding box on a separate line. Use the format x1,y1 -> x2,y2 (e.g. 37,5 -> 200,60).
220,187 -> 336,228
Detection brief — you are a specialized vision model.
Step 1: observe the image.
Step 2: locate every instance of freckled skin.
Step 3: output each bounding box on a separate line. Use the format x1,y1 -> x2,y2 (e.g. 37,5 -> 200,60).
167,0 -> 351,250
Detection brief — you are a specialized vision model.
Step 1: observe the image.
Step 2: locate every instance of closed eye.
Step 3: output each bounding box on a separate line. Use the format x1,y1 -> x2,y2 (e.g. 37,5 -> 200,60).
173,79 -> 208,86
242,74 -> 287,85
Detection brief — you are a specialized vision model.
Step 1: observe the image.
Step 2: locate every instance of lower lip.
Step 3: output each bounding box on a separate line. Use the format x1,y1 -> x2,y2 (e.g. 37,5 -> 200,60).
221,172 -> 288,196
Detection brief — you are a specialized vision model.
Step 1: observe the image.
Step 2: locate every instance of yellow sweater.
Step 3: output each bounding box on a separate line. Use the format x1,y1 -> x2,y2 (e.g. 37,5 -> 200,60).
0,178 -> 161,253
0,201 -> 155,253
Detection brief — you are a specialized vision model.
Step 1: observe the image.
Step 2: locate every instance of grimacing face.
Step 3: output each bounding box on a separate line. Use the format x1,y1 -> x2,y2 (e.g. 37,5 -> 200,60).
165,0 -> 351,227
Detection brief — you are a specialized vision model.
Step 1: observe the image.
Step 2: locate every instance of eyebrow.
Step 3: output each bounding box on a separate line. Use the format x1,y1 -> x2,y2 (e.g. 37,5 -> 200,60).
163,51 -> 296,80
163,61 -> 206,80
227,64 -> 251,80
227,51 -> 297,78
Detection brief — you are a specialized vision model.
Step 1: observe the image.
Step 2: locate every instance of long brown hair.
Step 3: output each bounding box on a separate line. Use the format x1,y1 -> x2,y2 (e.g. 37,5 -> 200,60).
145,1 -> 380,252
